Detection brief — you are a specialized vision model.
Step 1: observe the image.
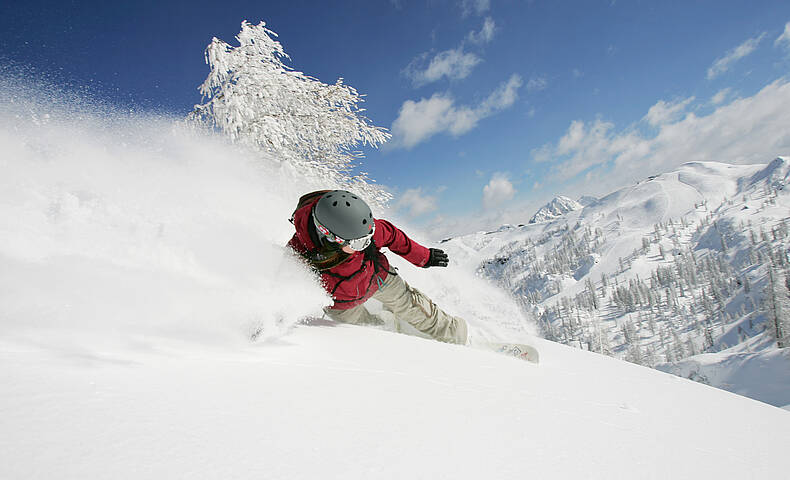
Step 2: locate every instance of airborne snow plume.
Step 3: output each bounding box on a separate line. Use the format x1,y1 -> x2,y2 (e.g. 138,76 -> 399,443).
0,76 -> 533,353
0,76 -> 334,349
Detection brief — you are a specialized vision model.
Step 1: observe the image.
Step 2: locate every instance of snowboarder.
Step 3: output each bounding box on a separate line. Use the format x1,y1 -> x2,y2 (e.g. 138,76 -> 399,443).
287,190 -> 468,344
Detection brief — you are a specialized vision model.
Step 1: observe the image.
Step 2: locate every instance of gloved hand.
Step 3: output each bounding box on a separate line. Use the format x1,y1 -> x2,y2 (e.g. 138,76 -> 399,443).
424,248 -> 449,268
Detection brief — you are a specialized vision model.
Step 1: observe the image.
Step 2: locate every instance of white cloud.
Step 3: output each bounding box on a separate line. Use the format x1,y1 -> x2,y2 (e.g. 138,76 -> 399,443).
390,94 -> 462,149
531,143 -> 553,163
526,75 -> 548,93
483,173 -> 516,209
550,118 -> 640,179
404,48 -> 481,87
467,17 -> 496,45
406,17 -> 496,87
395,188 -> 439,217
776,22 -> 790,49
390,74 -> 522,149
639,82 -> 790,167
461,0 -> 490,17
479,74 -> 523,111
534,78 -> 790,193
707,33 -> 766,80
711,88 -> 732,105
644,96 -> 694,126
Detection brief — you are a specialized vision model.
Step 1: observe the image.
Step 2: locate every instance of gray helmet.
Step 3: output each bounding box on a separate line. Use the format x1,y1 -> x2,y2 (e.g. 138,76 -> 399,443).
312,190 -> 374,242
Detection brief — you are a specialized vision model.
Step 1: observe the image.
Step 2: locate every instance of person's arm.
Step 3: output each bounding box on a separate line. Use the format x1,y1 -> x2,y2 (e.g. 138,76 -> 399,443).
374,219 -> 452,268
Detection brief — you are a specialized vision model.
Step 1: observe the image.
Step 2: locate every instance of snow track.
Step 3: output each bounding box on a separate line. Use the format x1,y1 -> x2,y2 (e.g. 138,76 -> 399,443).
2,325 -> 788,480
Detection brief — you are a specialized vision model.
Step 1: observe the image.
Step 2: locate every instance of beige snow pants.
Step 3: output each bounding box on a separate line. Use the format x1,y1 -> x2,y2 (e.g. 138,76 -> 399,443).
324,273 -> 468,345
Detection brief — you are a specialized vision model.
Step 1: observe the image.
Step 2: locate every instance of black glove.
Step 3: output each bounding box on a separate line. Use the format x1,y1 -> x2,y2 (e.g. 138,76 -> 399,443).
424,248 -> 449,268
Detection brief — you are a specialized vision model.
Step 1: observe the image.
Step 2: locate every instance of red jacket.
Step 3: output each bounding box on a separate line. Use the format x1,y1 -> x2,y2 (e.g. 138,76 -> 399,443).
287,197 -> 431,310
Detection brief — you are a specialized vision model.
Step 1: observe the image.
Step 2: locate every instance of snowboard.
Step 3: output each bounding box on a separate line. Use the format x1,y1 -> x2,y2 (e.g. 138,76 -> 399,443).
488,342 -> 540,364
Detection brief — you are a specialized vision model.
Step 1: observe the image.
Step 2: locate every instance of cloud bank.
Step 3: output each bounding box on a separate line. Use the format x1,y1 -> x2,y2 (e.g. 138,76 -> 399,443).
483,173 -> 516,209
394,188 -> 439,217
710,88 -> 732,106
533,78 -> 790,194
404,48 -> 482,87
644,96 -> 695,126
404,17 -> 496,87
390,74 -> 523,149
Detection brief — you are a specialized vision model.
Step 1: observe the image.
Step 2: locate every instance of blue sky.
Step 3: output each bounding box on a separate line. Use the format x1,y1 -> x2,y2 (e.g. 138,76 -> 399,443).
3,0 -> 790,235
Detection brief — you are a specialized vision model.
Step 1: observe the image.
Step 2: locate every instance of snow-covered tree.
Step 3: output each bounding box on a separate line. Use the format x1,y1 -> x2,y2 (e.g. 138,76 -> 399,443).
190,21 -> 391,205
766,266 -> 790,348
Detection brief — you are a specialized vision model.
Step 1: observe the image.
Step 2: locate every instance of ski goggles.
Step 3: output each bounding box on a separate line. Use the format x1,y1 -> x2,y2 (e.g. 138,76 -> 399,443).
345,231 -> 374,251
313,215 -> 375,251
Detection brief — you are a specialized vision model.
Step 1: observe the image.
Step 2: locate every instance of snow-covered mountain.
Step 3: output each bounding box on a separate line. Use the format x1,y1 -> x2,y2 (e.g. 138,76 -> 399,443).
443,158 -> 790,408
577,195 -> 599,207
528,195 -> 583,224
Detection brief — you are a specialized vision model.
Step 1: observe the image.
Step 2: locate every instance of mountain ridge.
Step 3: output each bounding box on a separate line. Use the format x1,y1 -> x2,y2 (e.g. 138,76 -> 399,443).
443,158 -> 790,407
529,195 -> 583,224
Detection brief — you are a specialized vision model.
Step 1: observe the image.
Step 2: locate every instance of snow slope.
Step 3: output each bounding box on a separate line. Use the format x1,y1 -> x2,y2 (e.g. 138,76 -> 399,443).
3,323 -> 790,480
441,158 -> 790,408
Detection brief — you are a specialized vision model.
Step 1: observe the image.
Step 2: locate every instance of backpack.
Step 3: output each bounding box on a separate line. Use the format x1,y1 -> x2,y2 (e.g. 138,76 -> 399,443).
289,190 -> 331,226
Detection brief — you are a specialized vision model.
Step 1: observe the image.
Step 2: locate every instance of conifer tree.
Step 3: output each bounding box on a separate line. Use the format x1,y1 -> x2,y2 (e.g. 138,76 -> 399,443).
766,266 -> 789,348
